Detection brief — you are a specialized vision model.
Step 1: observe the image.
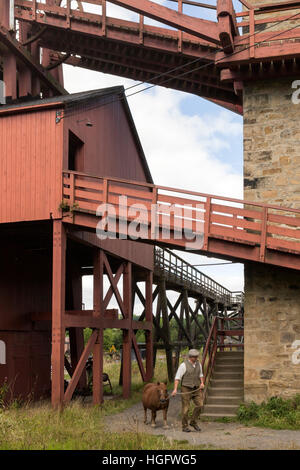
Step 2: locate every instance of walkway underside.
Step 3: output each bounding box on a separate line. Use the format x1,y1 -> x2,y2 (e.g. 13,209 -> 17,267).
63,171 -> 300,272
7,0 -> 300,114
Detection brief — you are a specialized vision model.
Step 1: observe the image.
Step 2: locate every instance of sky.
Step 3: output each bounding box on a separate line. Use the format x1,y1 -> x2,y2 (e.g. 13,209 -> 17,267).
62,1 -> 245,308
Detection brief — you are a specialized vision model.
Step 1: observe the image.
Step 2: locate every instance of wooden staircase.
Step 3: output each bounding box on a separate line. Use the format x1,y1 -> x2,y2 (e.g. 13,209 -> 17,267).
200,316 -> 244,419
201,351 -> 244,418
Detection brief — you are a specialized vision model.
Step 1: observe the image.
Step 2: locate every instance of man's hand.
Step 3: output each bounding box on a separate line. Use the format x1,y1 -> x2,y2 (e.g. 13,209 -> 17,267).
200,383 -> 205,390
171,389 -> 177,397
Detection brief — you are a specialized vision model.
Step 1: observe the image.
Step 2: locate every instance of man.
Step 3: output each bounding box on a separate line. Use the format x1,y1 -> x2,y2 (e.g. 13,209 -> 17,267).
171,349 -> 205,432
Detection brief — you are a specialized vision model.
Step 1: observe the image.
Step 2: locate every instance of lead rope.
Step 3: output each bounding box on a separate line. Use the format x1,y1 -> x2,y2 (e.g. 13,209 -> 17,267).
169,385 -> 204,397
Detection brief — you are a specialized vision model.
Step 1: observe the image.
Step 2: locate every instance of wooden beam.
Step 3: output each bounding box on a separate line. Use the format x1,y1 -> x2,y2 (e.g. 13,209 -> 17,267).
107,0 -> 220,44
93,249 -> 104,405
145,270 -> 153,382
122,261 -> 132,398
160,278 -> 174,381
0,23 -> 67,96
64,330 -> 98,404
132,334 -> 146,382
51,220 -> 66,408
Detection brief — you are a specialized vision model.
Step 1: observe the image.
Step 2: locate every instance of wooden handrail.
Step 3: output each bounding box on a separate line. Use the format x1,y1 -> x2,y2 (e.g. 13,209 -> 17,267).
63,170 -> 300,215
201,316 -> 244,397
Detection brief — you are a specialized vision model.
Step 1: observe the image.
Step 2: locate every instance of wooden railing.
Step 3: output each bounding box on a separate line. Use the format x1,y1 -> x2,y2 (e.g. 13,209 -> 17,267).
235,0 -> 300,58
154,246 -> 236,305
62,171 -> 300,270
14,0 -> 220,49
201,315 -> 244,399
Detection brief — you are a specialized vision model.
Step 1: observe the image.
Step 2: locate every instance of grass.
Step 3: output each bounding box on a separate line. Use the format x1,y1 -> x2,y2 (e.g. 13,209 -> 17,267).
237,395 -> 300,430
1,353 -> 213,450
0,401 -> 214,450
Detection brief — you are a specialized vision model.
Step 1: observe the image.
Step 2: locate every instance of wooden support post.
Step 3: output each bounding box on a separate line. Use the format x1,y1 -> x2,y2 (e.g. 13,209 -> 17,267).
31,41 -> 41,97
183,289 -> 192,348
160,279 -> 174,382
175,293 -> 185,372
3,52 -> 17,101
152,286 -> 161,369
51,220 -> 66,408
102,0 -> 107,36
122,261 -> 132,398
203,297 -> 210,336
19,64 -> 32,98
18,22 -> 32,98
145,270 -> 153,382
178,0 -> 183,52
93,249 -> 104,404
68,258 -> 86,390
0,1 -> 13,29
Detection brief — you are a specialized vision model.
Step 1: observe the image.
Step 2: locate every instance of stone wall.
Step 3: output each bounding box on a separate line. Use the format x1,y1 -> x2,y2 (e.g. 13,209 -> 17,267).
243,77 -> 300,402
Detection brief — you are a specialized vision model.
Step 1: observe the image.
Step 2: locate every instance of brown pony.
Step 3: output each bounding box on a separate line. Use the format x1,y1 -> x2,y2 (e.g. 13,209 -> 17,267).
142,382 -> 169,429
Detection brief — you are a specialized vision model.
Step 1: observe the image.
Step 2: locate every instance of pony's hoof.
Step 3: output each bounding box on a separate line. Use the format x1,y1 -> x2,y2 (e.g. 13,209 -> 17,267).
163,425 -> 170,430
151,423 -> 156,428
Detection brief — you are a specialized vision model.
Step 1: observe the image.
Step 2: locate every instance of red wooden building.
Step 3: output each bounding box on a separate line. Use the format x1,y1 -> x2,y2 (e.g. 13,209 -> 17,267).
0,86 -> 154,406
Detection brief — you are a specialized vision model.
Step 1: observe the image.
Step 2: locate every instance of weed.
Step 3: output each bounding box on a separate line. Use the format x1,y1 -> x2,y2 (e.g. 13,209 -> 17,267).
237,394 -> 300,430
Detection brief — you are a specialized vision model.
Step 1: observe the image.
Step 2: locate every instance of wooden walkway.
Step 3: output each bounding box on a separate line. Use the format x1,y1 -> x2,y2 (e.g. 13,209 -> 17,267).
63,171 -> 300,271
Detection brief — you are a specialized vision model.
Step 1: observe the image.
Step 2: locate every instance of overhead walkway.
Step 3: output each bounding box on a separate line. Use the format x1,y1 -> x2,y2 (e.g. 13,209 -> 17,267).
63,171 -> 300,271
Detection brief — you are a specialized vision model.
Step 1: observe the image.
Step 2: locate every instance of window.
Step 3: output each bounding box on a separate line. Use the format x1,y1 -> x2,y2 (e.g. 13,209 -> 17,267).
68,131 -> 84,172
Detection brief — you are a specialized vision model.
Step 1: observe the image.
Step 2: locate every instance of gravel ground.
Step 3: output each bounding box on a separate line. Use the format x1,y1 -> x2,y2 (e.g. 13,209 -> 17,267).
105,395 -> 300,450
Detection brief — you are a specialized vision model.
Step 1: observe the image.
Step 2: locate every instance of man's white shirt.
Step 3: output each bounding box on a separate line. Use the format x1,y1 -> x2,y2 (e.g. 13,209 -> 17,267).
175,360 -> 204,382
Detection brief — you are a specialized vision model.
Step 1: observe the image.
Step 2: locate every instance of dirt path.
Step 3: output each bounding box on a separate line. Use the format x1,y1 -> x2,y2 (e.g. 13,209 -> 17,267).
106,395 -> 300,450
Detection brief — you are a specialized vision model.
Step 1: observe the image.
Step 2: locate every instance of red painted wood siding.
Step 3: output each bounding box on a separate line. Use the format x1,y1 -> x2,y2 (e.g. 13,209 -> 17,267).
63,98 -> 154,270
63,99 -> 148,182
0,109 -> 63,223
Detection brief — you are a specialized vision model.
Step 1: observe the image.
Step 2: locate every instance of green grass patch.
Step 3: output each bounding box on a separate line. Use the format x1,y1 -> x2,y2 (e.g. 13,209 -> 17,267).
0,401 -> 213,450
237,395 -> 300,430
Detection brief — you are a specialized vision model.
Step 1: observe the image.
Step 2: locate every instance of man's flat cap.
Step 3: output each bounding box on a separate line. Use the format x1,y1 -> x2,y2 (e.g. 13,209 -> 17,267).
188,349 -> 199,357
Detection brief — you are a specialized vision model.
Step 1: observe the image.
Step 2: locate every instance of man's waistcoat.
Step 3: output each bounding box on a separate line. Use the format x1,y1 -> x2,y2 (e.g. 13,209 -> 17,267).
181,360 -> 200,388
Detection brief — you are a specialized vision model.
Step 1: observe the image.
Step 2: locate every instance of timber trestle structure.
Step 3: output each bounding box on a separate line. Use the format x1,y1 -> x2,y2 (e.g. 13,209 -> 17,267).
52,228 -> 243,405
152,247 -> 244,381
52,220 -> 154,407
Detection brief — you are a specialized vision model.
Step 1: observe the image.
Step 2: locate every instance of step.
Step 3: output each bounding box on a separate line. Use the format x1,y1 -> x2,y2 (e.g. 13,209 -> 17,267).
210,379 -> 244,388
213,371 -> 243,380
216,352 -> 243,358
214,361 -> 244,369
214,364 -> 244,371
215,360 -> 244,367
206,396 -> 244,406
208,387 -> 244,397
202,404 -> 239,415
